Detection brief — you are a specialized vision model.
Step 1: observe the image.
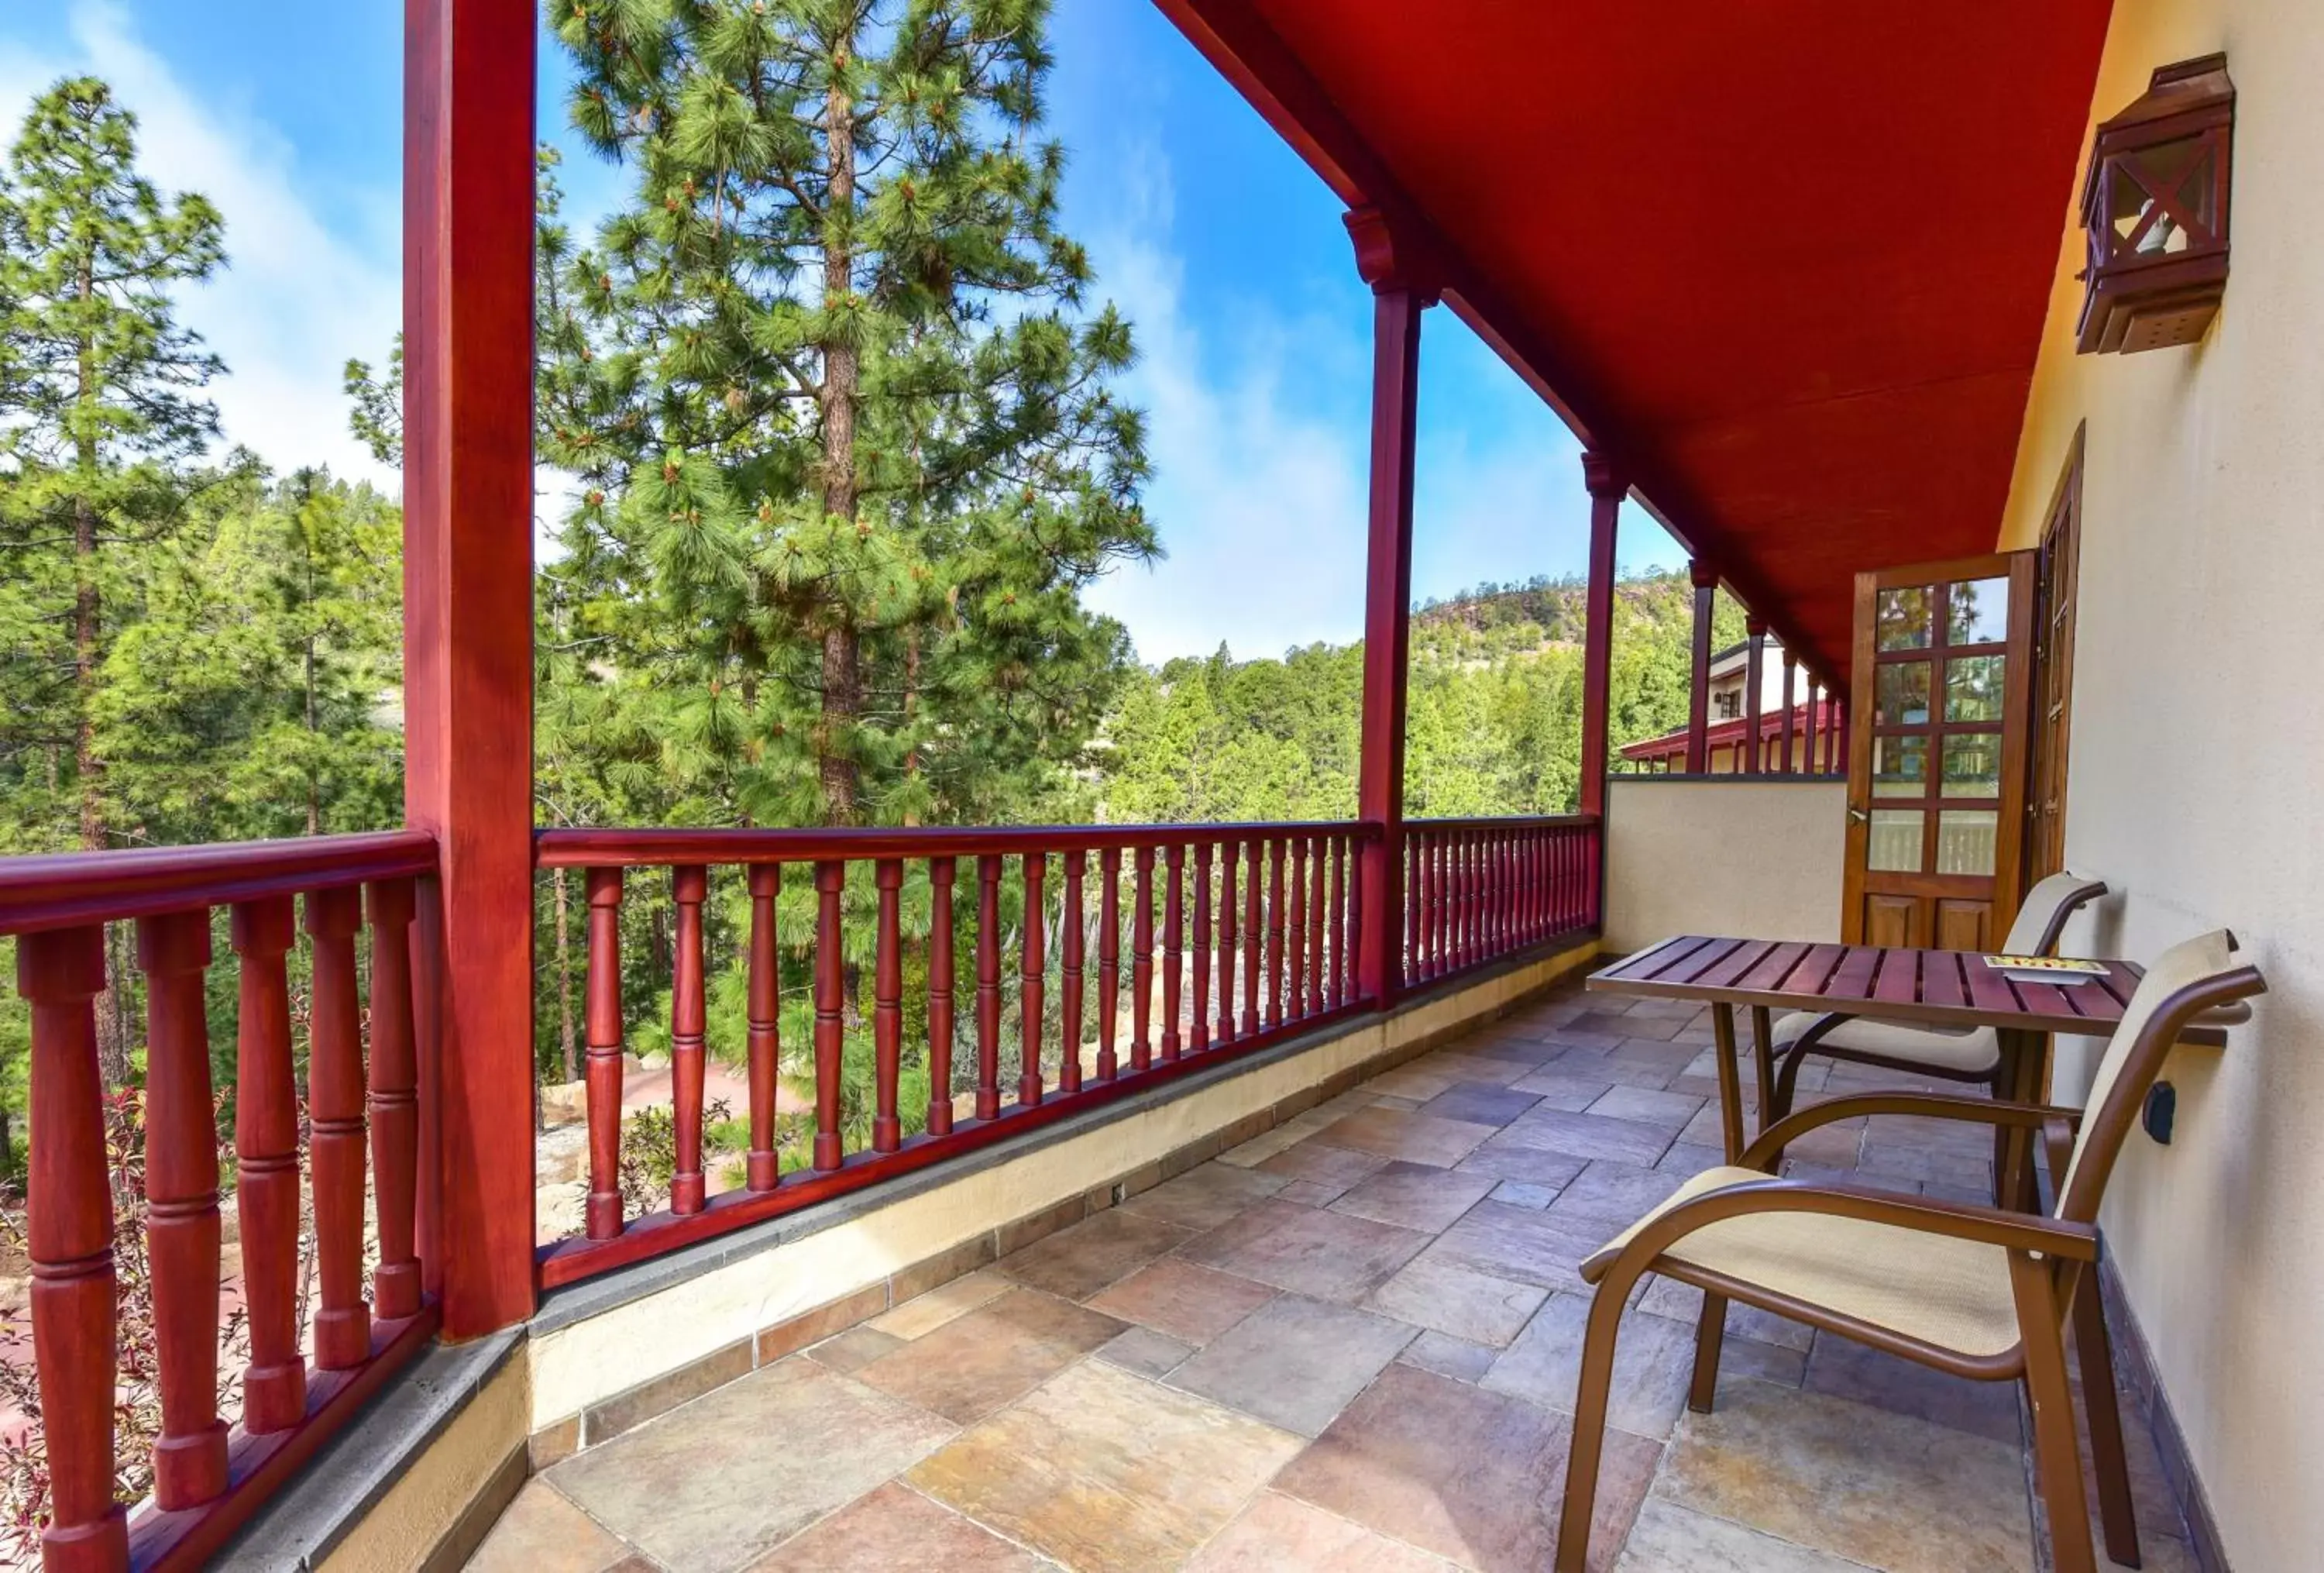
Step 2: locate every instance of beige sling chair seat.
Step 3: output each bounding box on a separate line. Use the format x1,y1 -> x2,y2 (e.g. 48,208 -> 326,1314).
1552,929 -> 2265,1573
1763,871 -> 2109,1124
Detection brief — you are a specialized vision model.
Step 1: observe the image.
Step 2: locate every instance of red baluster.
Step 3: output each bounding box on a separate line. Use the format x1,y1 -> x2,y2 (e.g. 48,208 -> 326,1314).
1307,835 -> 1327,1014
927,858 -> 956,1135
747,865 -> 782,1189
305,886 -> 370,1372
1019,855 -> 1047,1107
1160,845 -> 1184,1062
1266,839 -> 1286,1027
229,909 -> 316,1410
1215,838 -> 1239,1046
16,924 -> 129,1569
135,910 -> 229,1511
1190,843 -> 1212,1054
1327,835 -> 1346,1009
583,869 -> 626,1239
875,859 -> 906,1148
1405,832 -> 1422,979
1241,838 -> 1262,1036
1096,848 -> 1120,1081
813,861 -> 847,1169
669,866 -> 707,1213
975,854 -> 1003,1118
366,879 -> 422,1319
1130,846 -> 1155,1070
1286,837 -> 1307,1022
1059,852 -> 1085,1093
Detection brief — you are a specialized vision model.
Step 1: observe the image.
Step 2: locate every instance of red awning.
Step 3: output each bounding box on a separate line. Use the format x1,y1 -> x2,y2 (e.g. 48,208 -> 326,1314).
1157,1 -> 2111,681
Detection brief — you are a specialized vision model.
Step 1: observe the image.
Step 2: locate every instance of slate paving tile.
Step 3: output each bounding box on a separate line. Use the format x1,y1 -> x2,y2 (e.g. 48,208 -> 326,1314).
909,1359 -> 1301,1572
1508,1069 -> 1618,1110
1257,1138 -> 1391,1193
1415,1051 -> 1534,1088
1584,1085 -> 1707,1132
806,1326 -> 906,1373
868,1270 -> 1012,1340
466,1480 -> 632,1573
742,1481 -> 1051,1572
995,1206 -> 1194,1300
1542,1160 -> 1684,1231
1490,1180 -> 1560,1208
1802,1333 -> 2022,1444
1612,1498 -> 1869,1573
1095,1323 -> 1196,1379
1424,1200 -> 1608,1292
1170,1292 -> 1416,1436
1330,1160 -> 1497,1233
1456,1142 -> 1589,1189
546,1359 -> 956,1573
1187,1491 -> 1460,1572
1396,1328 -> 1501,1384
1309,1106 -> 1498,1168
1275,1361 -> 1659,1573
1117,1161 -> 1288,1231
850,1286 -> 1126,1423
1085,1255 -> 1277,1344
1366,1252 -> 1548,1348
1418,1082 -> 1542,1127
1179,1197 -> 1432,1303
1490,1107 -> 1677,1166
1482,1292 -> 1699,1440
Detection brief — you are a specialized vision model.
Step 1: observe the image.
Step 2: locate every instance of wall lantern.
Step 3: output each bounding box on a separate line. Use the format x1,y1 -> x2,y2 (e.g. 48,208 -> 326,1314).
2076,54 -> 2233,354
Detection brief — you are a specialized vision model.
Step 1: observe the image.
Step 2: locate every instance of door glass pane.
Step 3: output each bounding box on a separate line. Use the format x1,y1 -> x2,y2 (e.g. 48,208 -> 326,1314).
1937,811 -> 1999,876
1944,655 -> 2004,722
1948,577 -> 2010,645
1874,735 -> 1928,797
1868,810 -> 1925,873
1942,733 -> 2003,797
1877,662 -> 1931,727
1877,587 -> 1935,650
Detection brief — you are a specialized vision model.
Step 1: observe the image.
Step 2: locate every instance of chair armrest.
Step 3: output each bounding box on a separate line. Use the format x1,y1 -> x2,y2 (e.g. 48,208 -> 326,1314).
1738,1092 -> 2085,1170
1580,1177 -> 2100,1286
2041,1115 -> 2079,1190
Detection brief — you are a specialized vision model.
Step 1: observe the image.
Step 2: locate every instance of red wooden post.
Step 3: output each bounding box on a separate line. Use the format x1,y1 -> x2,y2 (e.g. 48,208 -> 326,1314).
366,879 -> 423,1320
1432,833 -> 1449,977
1097,848 -> 1121,1080
1306,835 -> 1327,1013
1265,838 -> 1287,1027
1686,560 -> 1717,774
1805,680 -> 1824,776
669,866 -> 708,1212
975,854 -> 1003,1117
747,865 -> 782,1186
1190,843 -> 1212,1053
1215,837 -> 1239,1045
231,897 -> 304,1430
1326,835 -> 1346,1008
1130,847 -> 1156,1070
1285,837 -> 1307,1021
1579,454 -> 1624,817
1160,845 -> 1184,1061
1018,855 -> 1047,1107
1405,833 -> 1422,979
1348,207 -> 1429,1011
875,859 -> 906,1146
1059,852 -> 1085,1092
813,861 -> 847,1169
583,869 -> 625,1239
1745,618 -> 1767,773
1241,839 -> 1262,1036
1834,695 -> 1850,778
1346,831 -> 1364,999
404,0 -> 538,1338
305,887 -> 372,1372
926,858 -> 956,1133
135,910 -> 229,1511
1780,647 -> 1800,773
17,926 -> 129,1570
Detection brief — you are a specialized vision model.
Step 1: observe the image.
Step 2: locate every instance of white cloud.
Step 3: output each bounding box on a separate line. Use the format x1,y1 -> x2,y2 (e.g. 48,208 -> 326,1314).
0,3 -> 401,487
1079,142 -> 1372,666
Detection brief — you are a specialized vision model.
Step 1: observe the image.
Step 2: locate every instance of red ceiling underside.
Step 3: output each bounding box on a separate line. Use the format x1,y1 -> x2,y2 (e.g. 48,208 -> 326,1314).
1158,1 -> 2113,680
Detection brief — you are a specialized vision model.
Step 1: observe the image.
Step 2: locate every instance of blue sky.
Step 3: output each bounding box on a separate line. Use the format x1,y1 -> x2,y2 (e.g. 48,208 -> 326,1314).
0,1 -> 1684,664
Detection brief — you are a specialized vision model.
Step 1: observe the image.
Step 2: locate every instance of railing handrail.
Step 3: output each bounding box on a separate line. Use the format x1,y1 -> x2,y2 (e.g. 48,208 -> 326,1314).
0,829 -> 439,936
535,820 -> 1381,867
1405,812 -> 1601,831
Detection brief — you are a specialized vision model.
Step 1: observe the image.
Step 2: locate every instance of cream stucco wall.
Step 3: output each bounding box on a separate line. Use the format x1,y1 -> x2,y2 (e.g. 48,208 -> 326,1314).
1999,2 -> 2324,1565
1603,779 -> 1845,954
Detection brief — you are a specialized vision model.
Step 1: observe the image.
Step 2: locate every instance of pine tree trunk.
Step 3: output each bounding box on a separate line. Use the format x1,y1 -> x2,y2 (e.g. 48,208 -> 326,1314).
816,34 -> 863,828
75,253 -> 129,1086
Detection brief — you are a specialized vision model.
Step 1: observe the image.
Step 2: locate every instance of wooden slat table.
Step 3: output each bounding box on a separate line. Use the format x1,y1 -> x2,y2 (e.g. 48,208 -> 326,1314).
1588,935 -> 2239,1165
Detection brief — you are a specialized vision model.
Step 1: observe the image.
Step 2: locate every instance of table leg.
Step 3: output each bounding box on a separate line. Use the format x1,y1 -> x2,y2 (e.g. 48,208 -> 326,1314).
1710,1003 -> 1745,1162
1994,1027 -> 2044,1210
1749,1006 -> 1776,1137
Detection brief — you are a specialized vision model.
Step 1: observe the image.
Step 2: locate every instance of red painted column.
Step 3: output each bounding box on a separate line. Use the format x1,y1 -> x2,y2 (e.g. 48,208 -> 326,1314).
18,926 -> 128,1571
403,0 -> 538,1337
1805,679 -> 1824,776
1744,618 -> 1768,773
1780,648 -> 1800,773
1347,207 -> 1432,1010
1578,456 -> 1624,817
1686,560 -> 1718,774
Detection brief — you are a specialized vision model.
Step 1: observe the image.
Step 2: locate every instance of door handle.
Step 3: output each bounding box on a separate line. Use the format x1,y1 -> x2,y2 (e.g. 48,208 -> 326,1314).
1848,807 -> 1869,824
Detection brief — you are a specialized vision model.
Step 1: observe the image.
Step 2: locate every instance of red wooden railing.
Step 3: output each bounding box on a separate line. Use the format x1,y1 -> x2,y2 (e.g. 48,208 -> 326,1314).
0,832 -> 442,1573
1404,816 -> 1600,985
534,822 -> 1378,1285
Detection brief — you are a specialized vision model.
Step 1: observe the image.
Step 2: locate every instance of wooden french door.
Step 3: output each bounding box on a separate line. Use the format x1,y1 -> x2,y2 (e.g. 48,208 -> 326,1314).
1841,552 -> 2038,948
2027,439 -> 2083,883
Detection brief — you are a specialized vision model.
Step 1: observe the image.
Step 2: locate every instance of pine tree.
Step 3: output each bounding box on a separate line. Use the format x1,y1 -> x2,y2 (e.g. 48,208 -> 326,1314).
542,0 -> 1153,831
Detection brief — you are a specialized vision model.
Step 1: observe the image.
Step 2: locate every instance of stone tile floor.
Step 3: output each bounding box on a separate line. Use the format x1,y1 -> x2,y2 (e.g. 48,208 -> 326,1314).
471,984 -> 2200,1573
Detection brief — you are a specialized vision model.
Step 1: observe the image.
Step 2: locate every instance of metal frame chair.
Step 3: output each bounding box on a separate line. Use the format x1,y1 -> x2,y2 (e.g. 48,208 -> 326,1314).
1554,929 -> 2264,1573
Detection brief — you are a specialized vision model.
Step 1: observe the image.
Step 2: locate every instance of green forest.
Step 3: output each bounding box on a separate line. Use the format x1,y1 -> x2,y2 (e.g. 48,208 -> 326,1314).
0,11 -> 1734,1175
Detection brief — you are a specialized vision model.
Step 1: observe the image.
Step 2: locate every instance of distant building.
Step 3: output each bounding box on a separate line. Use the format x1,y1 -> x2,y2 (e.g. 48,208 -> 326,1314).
1618,635 -> 1841,775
